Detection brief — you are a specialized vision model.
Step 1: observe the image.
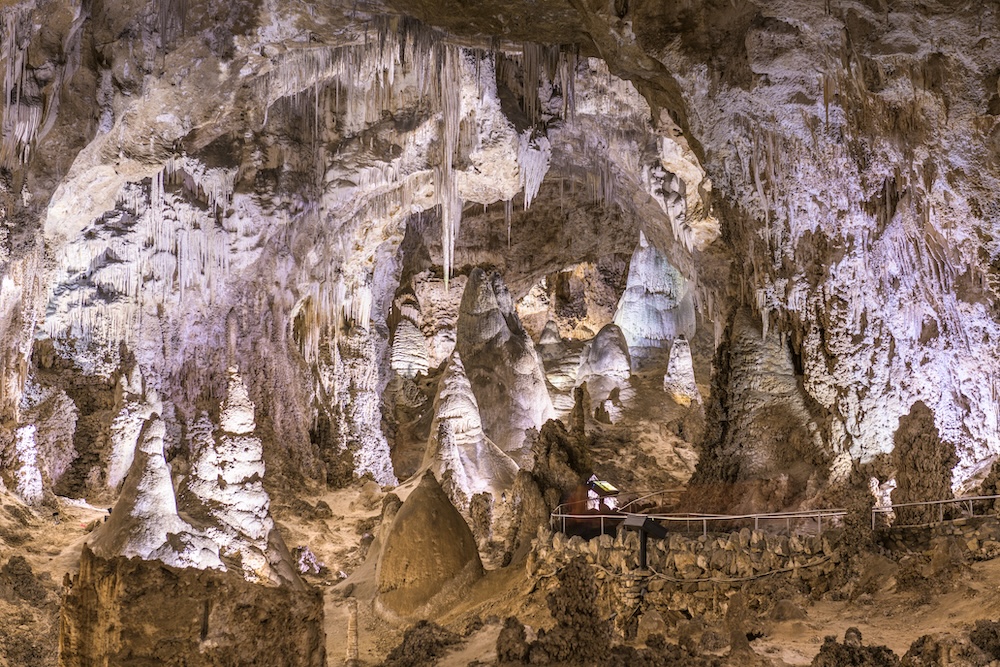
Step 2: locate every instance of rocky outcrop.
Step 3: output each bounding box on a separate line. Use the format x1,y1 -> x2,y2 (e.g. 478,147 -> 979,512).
59,546 -> 325,667
455,268 -> 554,464
891,402 -> 958,526
90,366 -> 299,584
318,330 -> 398,487
695,309 -> 826,509
375,471 -> 483,618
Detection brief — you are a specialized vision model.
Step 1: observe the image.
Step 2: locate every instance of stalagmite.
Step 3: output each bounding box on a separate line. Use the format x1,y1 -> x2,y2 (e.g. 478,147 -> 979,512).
455,269 -> 554,462
663,338 -> 701,407
12,425 -> 43,504
89,416 -> 225,571
423,351 -> 519,507
390,319 -> 430,378
613,232 -> 695,364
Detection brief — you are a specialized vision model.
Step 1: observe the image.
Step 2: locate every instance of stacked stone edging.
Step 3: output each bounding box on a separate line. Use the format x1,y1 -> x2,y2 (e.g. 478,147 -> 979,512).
528,526 -> 839,619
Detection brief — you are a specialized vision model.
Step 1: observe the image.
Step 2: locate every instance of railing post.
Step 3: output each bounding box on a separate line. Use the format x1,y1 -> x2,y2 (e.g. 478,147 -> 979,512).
703,518 -> 707,537
872,509 -> 876,531
817,515 -> 822,536
754,516 -> 759,531
940,503 -> 944,523
562,515 -> 566,534
601,515 -> 605,536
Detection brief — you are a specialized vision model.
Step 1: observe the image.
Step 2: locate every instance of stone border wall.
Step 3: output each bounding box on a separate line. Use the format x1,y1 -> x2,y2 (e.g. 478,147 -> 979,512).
528,526 -> 839,620
529,516 -> 1000,624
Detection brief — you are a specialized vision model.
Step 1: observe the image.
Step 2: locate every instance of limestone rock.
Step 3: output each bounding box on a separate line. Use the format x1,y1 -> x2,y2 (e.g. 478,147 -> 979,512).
376,471 -> 483,617
60,546 -> 325,667
390,318 -> 430,379
455,268 -> 554,463
663,337 -> 701,407
106,365 -> 159,491
89,417 -> 224,571
613,232 -> 695,363
423,351 -> 519,507
576,323 -> 632,422
16,377 -> 79,495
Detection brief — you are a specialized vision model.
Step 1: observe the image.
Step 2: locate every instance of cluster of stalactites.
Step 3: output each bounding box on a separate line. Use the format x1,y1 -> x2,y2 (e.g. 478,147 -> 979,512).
42,160 -> 238,353
263,28 -> 575,304
0,6 -> 39,170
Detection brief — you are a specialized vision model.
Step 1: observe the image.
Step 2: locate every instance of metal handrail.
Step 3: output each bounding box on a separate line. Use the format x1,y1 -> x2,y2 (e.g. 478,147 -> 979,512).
870,493 -> 1000,529
552,492 -> 1000,539
550,504 -> 847,537
617,489 -> 683,513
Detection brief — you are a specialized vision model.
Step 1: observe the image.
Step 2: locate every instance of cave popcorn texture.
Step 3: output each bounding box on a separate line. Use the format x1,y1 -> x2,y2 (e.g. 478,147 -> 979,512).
90,367 -> 294,584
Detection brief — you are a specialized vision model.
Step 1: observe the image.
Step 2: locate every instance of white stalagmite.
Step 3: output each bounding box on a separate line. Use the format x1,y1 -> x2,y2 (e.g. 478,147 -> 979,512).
323,332 -> 399,486
183,367 -> 279,584
90,417 -> 225,571
663,338 -> 702,407
575,323 -> 633,422
390,318 -> 429,379
423,351 -> 519,507
455,269 -> 555,463
613,232 -> 695,362
106,366 -> 160,490
12,425 -> 44,505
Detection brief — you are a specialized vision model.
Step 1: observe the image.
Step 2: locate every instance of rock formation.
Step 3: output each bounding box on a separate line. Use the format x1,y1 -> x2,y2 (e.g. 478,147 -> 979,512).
663,337 -> 702,407
613,231 -> 696,364
575,323 -> 632,423
423,351 -> 519,508
59,546 -> 325,667
88,416 -> 224,570
455,268 -> 555,464
695,309 -> 826,510
0,0 -> 996,662
375,470 -> 483,618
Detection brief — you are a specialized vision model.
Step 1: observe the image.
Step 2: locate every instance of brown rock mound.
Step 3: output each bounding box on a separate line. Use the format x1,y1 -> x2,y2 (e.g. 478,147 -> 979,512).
376,471 -> 483,617
59,546 -> 325,667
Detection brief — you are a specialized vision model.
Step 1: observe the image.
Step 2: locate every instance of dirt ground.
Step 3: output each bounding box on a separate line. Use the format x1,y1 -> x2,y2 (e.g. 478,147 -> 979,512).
10,473 -> 1000,666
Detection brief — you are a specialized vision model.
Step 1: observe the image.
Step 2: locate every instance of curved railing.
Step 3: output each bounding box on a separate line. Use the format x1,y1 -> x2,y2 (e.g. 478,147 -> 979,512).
550,497 -> 847,538
617,489 -> 684,513
870,493 -> 1000,529
552,490 -> 1000,538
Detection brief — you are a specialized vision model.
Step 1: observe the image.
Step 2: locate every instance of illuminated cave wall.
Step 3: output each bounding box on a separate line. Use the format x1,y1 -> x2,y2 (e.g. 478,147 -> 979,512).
0,0 -> 998,515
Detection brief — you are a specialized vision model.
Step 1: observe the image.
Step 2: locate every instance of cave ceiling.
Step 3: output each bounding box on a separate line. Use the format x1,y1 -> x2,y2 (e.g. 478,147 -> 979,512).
0,0 -> 999,505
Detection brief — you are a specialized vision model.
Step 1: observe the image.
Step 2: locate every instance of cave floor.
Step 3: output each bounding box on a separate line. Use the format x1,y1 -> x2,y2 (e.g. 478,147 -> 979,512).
10,484 -> 1000,665
754,556 -> 1000,664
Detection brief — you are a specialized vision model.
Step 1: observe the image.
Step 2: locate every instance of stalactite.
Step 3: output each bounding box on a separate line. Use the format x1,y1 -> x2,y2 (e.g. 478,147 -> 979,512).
517,131 -> 551,210
504,198 -> 513,247
0,6 -> 39,170
438,44 -> 463,291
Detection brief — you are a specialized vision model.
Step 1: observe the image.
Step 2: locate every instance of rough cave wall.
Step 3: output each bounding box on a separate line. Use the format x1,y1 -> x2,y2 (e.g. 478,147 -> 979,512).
696,308 -> 827,508
635,1 -> 1000,488
0,0 -> 997,513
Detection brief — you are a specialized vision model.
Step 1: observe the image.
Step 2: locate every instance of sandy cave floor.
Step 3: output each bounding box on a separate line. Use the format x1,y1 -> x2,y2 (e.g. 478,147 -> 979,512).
7,484 -> 1000,665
